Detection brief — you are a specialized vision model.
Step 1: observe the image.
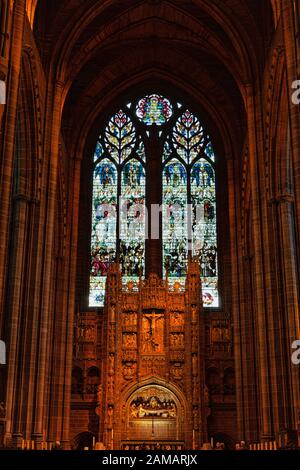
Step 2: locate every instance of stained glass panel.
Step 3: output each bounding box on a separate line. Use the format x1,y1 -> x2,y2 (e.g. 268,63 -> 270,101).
205,141 -> 215,162
162,139 -> 172,162
105,110 -> 136,163
136,94 -> 173,126
173,110 -> 204,163
163,160 -> 188,286
191,159 -> 218,307
136,139 -> 146,162
120,160 -> 145,278
94,140 -> 104,162
89,159 -> 117,307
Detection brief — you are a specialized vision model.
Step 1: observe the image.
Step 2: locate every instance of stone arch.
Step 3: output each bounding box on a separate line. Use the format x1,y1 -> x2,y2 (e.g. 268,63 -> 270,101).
86,367 -> 100,395
26,0 -> 39,28
206,367 -> 221,395
212,432 -> 236,450
18,46 -> 44,201
117,376 -> 187,446
71,367 -> 84,396
223,367 -> 236,396
264,47 -> 288,200
71,431 -> 95,450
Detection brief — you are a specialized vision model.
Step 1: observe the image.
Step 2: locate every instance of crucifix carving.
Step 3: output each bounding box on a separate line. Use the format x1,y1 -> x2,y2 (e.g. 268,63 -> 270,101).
144,310 -> 164,336
142,311 -> 164,353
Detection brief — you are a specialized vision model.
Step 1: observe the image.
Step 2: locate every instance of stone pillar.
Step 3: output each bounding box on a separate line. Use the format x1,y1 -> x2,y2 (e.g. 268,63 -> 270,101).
4,193 -> 36,447
61,156 -> 82,448
245,85 -> 273,440
281,1 -> 300,247
0,0 -> 26,338
276,195 -> 300,427
232,152 -> 259,444
31,81 -> 64,447
47,156 -> 82,448
227,158 -> 256,441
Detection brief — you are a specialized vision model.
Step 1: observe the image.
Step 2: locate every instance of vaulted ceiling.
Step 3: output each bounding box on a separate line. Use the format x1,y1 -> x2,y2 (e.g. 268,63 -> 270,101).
32,0 -> 275,159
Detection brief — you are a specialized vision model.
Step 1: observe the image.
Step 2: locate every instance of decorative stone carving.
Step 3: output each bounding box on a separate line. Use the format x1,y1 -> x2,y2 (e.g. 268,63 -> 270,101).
123,362 -> 137,381
170,311 -> 184,330
107,405 -> 114,428
98,263 -> 210,449
109,325 -> 116,351
95,386 -> 103,416
122,350 -> 137,362
107,376 -> 114,398
170,333 -> 184,349
191,306 -> 198,324
141,357 -> 166,376
109,353 -> 115,376
170,363 -> 183,380
192,326 -> 199,350
141,311 -> 164,354
193,406 -> 199,430
192,354 -> 198,376
122,312 -> 137,331
130,396 -> 177,419
123,333 -> 137,349
170,351 -> 185,362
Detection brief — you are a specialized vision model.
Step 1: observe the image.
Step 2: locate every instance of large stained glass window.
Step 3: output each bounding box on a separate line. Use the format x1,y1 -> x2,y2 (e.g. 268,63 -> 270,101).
89,111 -> 145,307
90,95 -> 219,307
162,109 -> 218,307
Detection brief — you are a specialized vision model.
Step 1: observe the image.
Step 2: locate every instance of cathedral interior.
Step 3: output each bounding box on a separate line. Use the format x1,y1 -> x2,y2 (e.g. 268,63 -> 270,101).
0,0 -> 300,451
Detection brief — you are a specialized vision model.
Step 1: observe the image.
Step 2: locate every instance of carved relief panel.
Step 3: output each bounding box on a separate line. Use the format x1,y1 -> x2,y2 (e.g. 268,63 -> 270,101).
141,311 -> 165,355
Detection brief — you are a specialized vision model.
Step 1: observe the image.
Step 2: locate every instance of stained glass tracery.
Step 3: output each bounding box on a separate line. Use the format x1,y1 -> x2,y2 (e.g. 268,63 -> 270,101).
90,95 -> 219,308
105,110 -> 136,163
173,110 -> 205,163
136,94 -> 173,126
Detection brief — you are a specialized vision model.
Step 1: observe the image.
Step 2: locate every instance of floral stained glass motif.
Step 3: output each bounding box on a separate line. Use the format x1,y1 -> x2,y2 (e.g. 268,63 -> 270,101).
173,110 -> 205,163
163,160 -> 188,287
120,160 -> 146,279
136,94 -> 173,126
105,110 -> 136,163
90,159 -> 117,307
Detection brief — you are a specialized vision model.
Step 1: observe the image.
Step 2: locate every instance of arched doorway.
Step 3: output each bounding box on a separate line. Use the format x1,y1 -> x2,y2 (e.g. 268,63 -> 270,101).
72,432 -> 95,450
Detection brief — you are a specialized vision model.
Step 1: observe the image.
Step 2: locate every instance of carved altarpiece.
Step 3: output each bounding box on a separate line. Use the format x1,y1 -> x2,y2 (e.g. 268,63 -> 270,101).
99,260 -> 207,449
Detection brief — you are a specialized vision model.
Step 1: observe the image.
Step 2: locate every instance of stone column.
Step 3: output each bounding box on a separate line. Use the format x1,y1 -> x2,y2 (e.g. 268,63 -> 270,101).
281,1 -> 300,246
277,195 -> 300,427
0,0 -> 26,338
281,1 -> 300,429
245,85 -> 273,440
31,81 -> 64,447
47,155 -> 81,448
4,193 -> 33,446
60,156 -> 82,449
228,158 -> 246,440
